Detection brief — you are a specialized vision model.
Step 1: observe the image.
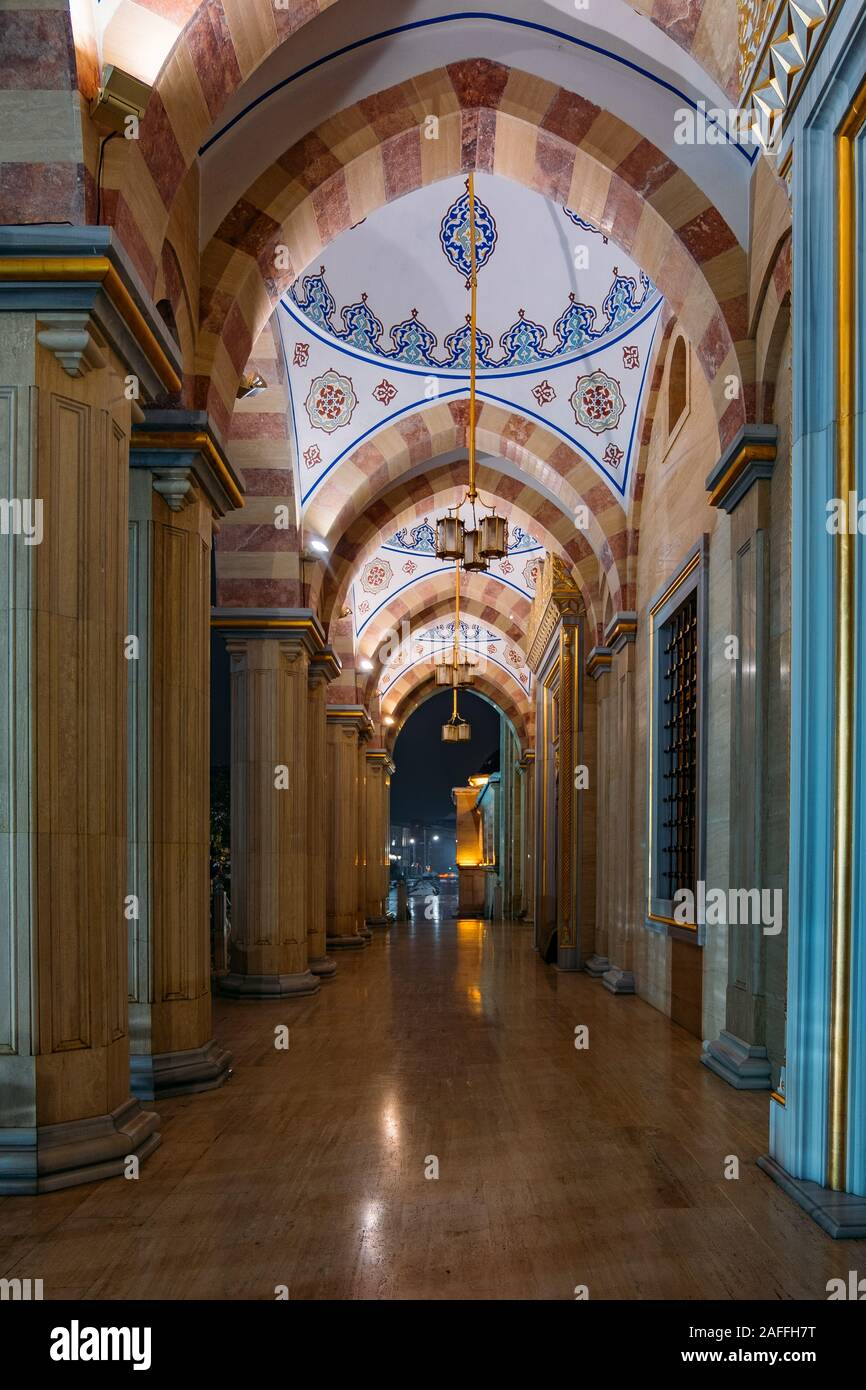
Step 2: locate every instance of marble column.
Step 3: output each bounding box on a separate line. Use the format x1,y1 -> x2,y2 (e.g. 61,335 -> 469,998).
218,619 -> 323,996
307,651 -> 339,977
356,739 -> 372,941
518,752 -> 535,923
326,707 -> 373,949
0,228 -> 183,1189
126,413 -> 242,1098
703,432 -> 777,1088
364,750 -> 393,927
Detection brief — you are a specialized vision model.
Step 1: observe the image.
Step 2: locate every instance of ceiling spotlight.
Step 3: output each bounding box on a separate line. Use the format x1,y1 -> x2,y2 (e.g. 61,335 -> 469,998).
359,658 -> 374,672
236,371 -> 268,399
310,538 -> 328,554
383,715 -> 396,727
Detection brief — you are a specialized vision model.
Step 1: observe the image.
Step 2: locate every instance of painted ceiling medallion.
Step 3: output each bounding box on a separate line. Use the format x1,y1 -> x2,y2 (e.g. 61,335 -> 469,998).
359,557 -> 394,595
304,368 -> 357,432
570,371 -> 626,434
439,184 -> 498,283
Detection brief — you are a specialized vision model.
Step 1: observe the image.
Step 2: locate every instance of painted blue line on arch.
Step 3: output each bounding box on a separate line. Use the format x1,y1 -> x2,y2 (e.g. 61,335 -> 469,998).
199,12 -> 757,165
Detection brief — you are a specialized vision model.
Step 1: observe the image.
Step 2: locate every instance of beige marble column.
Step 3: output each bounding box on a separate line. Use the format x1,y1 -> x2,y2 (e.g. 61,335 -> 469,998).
326,707 -> 373,949
518,751 -> 535,922
126,415 -> 242,1098
307,650 -> 339,977
0,311 -> 161,1191
356,739 -> 372,941
364,750 -> 393,927
220,623 -> 322,995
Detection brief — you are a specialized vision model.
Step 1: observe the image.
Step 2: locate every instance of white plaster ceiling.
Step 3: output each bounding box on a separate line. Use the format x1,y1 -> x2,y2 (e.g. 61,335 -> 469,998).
278,173 -> 663,507
377,618 -> 533,710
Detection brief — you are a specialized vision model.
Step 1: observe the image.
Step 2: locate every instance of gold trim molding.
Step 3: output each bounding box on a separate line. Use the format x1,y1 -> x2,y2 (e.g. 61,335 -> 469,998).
525,554 -> 582,672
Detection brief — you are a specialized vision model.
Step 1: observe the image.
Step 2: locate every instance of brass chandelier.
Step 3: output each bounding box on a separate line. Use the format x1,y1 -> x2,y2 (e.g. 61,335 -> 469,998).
435,173 -> 509,575
441,560 -> 474,742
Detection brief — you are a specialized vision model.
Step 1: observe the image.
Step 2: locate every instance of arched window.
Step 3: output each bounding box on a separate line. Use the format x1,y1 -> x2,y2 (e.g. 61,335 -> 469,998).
667,334 -> 689,438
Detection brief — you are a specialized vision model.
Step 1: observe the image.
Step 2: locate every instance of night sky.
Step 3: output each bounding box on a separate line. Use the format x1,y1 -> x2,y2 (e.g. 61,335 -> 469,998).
390,689 -> 500,822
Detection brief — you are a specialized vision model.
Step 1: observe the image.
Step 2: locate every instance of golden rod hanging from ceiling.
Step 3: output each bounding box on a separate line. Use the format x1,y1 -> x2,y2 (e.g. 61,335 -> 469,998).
435,173 -> 509,570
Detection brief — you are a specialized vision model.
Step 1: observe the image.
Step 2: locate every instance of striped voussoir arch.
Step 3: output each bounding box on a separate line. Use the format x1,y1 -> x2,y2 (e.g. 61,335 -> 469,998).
350,572 -> 535,669
214,317 -> 305,610
197,59 -> 751,445
620,306 -> 678,614
309,399 -> 627,638
95,0 -> 735,289
321,470 -> 573,638
385,668 -> 533,751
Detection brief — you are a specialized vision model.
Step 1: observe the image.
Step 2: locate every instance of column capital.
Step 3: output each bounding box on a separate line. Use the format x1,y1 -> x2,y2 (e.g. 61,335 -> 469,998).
309,644 -> 342,687
0,225 -> 182,401
366,747 -> 395,774
326,705 -> 375,740
706,424 -> 777,512
132,409 -> 244,517
603,611 -> 637,652
213,608 -> 327,660
518,749 -> 535,770
586,645 -> 613,680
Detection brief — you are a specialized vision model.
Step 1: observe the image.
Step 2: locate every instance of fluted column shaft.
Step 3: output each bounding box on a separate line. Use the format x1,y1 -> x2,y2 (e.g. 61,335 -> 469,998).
306,666 -> 336,977
326,708 -> 372,949
364,751 -> 393,925
221,635 -> 319,996
0,314 -> 160,1192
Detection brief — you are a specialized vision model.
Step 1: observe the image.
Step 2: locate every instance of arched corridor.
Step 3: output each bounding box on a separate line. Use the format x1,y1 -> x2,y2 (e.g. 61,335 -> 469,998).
3,0 -> 866,1337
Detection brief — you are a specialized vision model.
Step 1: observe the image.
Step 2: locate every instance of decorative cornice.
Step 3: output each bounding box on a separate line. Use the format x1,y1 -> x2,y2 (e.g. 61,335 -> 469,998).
326,705 -> 375,739
309,644 -> 342,685
132,409 -> 245,516
0,227 -> 182,398
603,611 -> 637,652
212,607 -> 327,659
525,554 -> 583,673
706,424 -> 777,511
518,750 -> 535,768
366,747 -> 396,774
586,645 -> 613,680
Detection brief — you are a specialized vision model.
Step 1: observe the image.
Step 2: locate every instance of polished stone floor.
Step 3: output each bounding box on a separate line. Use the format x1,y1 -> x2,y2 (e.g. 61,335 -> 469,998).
3,916 -> 864,1300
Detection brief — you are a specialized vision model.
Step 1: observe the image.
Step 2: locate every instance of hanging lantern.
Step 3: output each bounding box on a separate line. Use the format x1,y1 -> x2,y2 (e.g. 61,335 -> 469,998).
479,510 -> 508,559
434,660 -> 455,687
454,659 -> 475,686
462,528 -> 489,573
442,714 -> 472,742
435,514 -> 465,561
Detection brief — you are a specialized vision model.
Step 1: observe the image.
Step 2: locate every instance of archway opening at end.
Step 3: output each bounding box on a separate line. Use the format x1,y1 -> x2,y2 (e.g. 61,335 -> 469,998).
389,688 -> 508,926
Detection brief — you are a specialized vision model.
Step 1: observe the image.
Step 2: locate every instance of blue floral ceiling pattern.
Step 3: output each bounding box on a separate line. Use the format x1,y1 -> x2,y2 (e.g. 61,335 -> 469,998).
279,173 -> 665,509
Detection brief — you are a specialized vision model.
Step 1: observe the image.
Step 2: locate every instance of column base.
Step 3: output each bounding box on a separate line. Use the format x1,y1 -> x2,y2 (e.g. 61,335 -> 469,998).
359,926 -> 373,941
130,1038 -> 233,1101
366,916 -> 389,928
602,967 -> 635,995
757,1155 -> 866,1238
327,934 -> 368,950
0,1098 -> 161,1195
219,970 -> 320,998
701,1031 -> 772,1090
309,955 -> 338,978
585,953 -> 611,978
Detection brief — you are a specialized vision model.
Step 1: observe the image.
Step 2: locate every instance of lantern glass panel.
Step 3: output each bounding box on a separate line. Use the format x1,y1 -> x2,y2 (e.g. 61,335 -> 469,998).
435,515 -> 465,560
462,529 -> 489,573
479,512 -> 508,559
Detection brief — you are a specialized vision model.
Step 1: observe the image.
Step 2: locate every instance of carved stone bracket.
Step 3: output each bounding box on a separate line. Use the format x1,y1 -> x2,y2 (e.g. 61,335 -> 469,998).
525,554 -> 583,672
37,312 -> 106,377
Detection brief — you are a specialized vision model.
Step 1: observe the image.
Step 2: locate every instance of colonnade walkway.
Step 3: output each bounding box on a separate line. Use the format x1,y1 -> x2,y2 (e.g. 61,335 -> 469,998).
2,919 -> 863,1300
